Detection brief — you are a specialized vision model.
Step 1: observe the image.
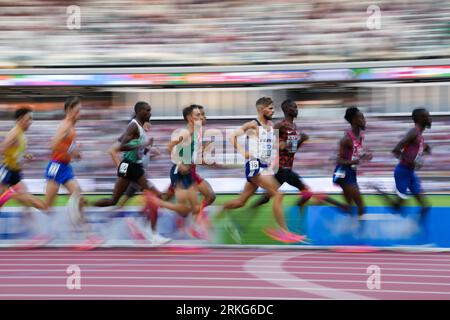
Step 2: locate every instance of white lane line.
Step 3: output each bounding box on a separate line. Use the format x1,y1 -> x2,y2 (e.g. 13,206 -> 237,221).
0,294 -> 303,300
1,258 -> 449,267
243,252 -> 373,300
2,263 -> 450,271
0,254 -> 449,262
0,250 -> 449,258
2,278 -> 450,287
2,268 -> 450,279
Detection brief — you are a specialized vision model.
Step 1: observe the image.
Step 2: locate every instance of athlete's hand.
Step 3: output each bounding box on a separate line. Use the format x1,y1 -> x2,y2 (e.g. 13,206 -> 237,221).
72,149 -> 82,160
24,153 -> 33,161
146,137 -> 154,147
361,153 -> 373,161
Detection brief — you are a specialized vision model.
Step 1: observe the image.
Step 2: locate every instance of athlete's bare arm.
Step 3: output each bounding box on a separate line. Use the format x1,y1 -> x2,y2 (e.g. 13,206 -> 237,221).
392,128 -> 418,163
168,129 -> 192,174
0,129 -> 18,156
108,141 -> 121,167
119,123 -> 141,152
230,120 -> 257,159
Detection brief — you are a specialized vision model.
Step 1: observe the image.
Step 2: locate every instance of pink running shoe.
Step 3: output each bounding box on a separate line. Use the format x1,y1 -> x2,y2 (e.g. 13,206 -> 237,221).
74,234 -> 104,251
18,234 -> 53,250
187,225 -> 210,241
264,228 -> 307,244
0,188 -> 14,207
126,218 -> 148,241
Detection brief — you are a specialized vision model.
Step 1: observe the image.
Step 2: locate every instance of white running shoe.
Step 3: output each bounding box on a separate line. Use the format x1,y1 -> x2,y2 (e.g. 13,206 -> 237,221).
68,194 -> 85,227
151,232 -> 172,245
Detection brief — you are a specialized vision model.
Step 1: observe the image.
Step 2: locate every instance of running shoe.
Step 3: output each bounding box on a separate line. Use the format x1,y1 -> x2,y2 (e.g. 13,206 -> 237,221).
74,234 -> 104,251
224,216 -> 242,244
126,218 -> 147,241
0,188 -> 15,207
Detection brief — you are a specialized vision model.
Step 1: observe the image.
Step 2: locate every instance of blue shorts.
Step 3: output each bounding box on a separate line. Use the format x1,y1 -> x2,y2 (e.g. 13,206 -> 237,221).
0,164 -> 23,186
394,164 -> 421,199
45,161 -> 75,185
170,164 -> 194,190
245,159 -> 269,182
332,165 -> 357,187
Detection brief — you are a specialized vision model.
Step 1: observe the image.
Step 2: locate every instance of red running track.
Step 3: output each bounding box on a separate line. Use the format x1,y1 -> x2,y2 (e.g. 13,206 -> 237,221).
0,248 -> 449,300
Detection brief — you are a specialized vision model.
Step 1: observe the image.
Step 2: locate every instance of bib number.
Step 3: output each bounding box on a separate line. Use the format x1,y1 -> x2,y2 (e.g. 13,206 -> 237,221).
334,169 -> 346,179
249,160 -> 260,171
47,163 -> 60,177
119,163 -> 129,175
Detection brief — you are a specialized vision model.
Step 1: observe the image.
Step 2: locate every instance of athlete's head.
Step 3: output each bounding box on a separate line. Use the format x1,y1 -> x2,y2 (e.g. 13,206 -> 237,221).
344,107 -> 366,130
412,108 -> 432,129
64,96 -> 81,123
195,105 -> 207,125
182,104 -> 202,125
15,107 -> 33,131
134,101 -> 151,123
256,97 -> 274,120
281,99 -> 298,118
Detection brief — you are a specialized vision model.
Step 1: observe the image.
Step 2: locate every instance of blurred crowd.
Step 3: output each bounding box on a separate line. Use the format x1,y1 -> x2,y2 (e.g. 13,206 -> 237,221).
1,0 -> 449,67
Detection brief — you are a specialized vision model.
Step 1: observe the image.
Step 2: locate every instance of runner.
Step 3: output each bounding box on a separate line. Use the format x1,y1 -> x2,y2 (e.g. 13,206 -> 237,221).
44,97 -> 103,248
332,107 -> 373,220
251,99 -> 349,214
94,101 -> 191,244
373,108 -> 432,224
221,97 -> 306,243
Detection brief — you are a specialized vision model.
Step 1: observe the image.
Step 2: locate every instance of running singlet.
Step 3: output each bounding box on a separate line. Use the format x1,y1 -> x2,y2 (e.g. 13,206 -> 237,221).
278,120 -> 300,169
343,129 -> 363,170
3,127 -> 26,170
400,126 -> 424,169
51,127 -> 76,165
123,119 -> 146,164
249,119 -> 274,165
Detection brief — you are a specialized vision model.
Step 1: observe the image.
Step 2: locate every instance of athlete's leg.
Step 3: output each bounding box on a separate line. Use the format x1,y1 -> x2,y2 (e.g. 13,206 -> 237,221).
136,175 -> 191,220
253,175 -> 287,230
44,180 -> 61,211
94,177 -> 130,207
197,180 -> 216,207
64,179 -> 86,213
222,181 -> 258,210
8,182 -> 48,211
340,183 -> 365,217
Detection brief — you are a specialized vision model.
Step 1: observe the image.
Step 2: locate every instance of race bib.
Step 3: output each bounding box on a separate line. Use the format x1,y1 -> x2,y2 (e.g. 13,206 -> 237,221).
287,134 -> 299,153
119,163 -> 129,175
249,160 -> 260,171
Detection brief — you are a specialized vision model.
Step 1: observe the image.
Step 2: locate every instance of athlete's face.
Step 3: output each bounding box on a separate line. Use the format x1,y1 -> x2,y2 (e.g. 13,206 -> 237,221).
354,111 -> 366,130
199,108 -> 206,125
423,111 -> 432,129
286,103 -> 298,118
261,104 -> 275,120
19,112 -> 33,131
190,108 -> 202,125
69,104 -> 81,123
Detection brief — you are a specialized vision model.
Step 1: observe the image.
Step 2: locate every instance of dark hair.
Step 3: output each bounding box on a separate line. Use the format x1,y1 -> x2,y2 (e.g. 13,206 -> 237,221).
344,107 -> 360,124
15,107 -> 32,120
64,96 -> 81,113
182,104 -> 200,122
191,104 -> 204,110
281,99 -> 297,113
134,101 -> 150,114
256,97 -> 273,108
412,108 -> 428,123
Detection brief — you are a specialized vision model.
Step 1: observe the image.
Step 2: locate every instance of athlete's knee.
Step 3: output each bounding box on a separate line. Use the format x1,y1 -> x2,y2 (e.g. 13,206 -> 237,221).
205,192 -> 216,205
